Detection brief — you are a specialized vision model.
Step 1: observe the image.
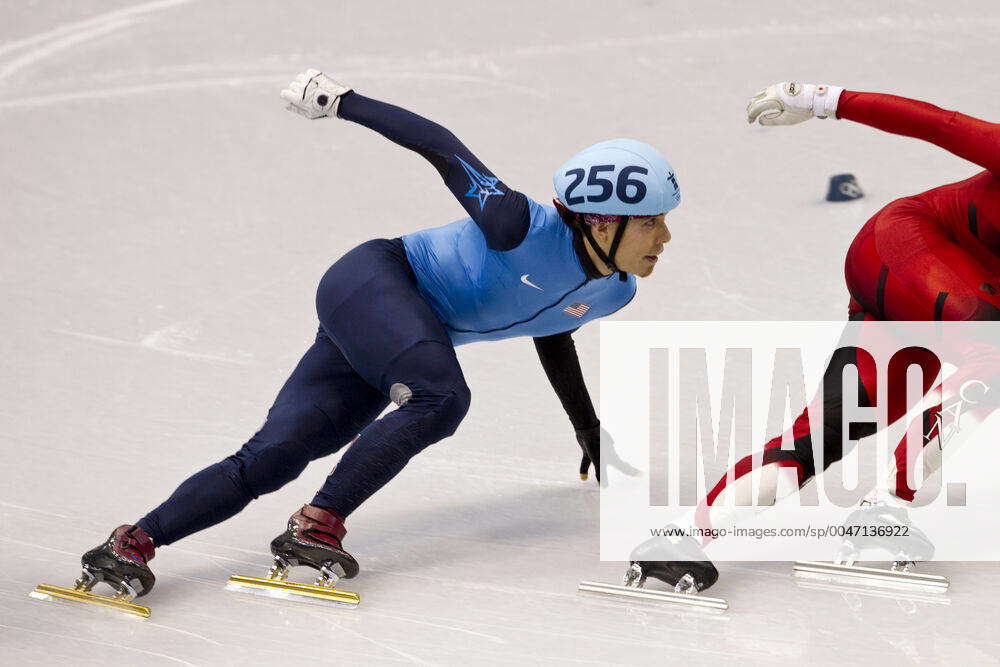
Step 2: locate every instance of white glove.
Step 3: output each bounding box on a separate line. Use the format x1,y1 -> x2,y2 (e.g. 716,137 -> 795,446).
280,69 -> 352,120
746,82 -> 844,126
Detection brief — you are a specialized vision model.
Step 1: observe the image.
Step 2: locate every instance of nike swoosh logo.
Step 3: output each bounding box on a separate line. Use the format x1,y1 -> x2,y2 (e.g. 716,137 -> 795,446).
520,274 -> 543,291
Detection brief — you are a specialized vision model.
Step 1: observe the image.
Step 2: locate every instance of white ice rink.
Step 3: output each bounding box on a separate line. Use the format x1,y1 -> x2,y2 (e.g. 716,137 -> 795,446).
4,1 -> 1000,664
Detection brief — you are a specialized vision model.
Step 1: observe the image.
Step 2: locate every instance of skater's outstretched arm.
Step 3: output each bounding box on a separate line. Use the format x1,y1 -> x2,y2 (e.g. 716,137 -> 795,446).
837,92 -> 1000,177
746,81 -> 1000,176
282,70 -> 531,251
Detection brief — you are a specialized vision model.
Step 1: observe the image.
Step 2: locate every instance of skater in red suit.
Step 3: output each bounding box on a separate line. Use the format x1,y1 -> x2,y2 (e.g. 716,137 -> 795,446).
628,83 -> 1000,594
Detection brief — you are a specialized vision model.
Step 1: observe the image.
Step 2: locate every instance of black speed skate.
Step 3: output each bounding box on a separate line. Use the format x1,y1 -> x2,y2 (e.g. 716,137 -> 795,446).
30,524 -> 156,618
578,526 -> 728,611
226,504 -> 361,606
626,531 -> 719,594
79,524 -> 157,599
269,504 -> 359,583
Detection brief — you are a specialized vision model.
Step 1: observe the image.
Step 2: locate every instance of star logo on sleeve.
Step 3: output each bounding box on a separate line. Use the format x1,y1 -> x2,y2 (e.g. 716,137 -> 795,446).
455,155 -> 504,210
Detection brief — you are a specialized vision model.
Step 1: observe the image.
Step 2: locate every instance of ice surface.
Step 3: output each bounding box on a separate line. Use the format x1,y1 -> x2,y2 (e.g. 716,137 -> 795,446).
3,1 -> 1000,664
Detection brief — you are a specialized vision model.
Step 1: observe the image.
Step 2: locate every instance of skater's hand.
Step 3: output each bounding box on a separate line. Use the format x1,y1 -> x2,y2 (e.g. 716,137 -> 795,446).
281,69 -> 352,119
577,425 -> 641,485
746,82 -> 844,126
576,425 -> 600,481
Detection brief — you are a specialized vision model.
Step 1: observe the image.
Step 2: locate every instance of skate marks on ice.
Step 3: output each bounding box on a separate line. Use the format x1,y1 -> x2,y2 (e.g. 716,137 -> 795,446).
0,624 -> 200,667
0,0 -> 194,83
50,328 -> 254,366
2,11 -> 997,112
0,70 -> 542,112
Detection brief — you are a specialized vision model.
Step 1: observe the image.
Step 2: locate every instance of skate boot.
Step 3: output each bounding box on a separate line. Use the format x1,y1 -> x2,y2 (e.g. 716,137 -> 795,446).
578,526 -> 728,611
226,504 -> 361,606
30,525 -> 156,617
269,504 -> 360,582
833,502 -> 935,570
794,499 -> 948,593
625,532 -> 719,593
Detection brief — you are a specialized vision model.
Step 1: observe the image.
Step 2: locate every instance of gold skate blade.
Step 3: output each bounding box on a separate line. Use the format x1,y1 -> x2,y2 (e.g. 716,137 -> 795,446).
793,561 -> 949,592
578,581 -> 728,611
226,575 -> 360,606
29,584 -> 150,618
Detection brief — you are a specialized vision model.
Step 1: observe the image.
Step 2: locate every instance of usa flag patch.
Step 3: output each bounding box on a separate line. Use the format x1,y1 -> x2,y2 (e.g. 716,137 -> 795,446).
563,302 -> 590,318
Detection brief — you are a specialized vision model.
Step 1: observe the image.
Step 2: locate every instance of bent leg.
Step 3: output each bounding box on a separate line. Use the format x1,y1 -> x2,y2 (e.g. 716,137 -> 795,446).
694,327 -> 884,534
310,238 -> 471,517
311,340 -> 470,516
137,330 -> 387,546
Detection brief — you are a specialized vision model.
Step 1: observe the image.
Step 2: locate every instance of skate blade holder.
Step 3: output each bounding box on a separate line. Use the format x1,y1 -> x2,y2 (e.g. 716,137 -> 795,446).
793,561 -> 949,593
29,583 -> 151,618
578,581 -> 728,612
226,575 -> 360,607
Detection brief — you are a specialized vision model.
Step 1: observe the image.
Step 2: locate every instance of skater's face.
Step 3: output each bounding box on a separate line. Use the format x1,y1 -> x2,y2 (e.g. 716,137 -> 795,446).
589,214 -> 671,278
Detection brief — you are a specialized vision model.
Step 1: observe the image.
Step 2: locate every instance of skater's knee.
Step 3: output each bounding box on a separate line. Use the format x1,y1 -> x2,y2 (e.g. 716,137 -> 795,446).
432,380 -> 472,439
230,438 -> 312,497
388,341 -> 471,443
256,403 -> 340,458
408,379 -> 471,444
232,404 -> 337,496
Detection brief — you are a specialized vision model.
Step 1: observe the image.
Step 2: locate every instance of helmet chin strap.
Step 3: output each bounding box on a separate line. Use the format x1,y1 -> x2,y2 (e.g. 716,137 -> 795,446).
580,215 -> 630,281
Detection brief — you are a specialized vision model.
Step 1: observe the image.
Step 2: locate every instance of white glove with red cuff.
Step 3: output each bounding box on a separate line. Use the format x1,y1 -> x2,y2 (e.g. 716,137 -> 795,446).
747,82 -> 844,126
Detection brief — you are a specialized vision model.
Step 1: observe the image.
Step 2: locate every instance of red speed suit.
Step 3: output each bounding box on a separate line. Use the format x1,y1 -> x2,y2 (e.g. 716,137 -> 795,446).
702,91 -> 1000,518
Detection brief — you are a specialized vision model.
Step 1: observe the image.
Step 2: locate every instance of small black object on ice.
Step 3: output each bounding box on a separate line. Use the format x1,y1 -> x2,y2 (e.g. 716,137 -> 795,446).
826,173 -> 864,201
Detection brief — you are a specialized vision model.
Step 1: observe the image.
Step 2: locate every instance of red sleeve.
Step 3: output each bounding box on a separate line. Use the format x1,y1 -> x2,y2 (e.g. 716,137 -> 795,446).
837,91 -> 1000,176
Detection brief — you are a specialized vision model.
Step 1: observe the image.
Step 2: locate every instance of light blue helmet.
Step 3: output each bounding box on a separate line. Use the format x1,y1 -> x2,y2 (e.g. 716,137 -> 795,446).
553,138 -> 680,216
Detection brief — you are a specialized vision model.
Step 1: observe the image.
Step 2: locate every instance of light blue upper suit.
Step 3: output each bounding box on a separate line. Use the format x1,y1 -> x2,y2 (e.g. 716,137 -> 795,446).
403,198 -> 636,346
